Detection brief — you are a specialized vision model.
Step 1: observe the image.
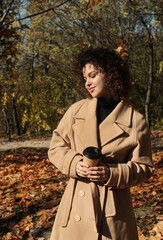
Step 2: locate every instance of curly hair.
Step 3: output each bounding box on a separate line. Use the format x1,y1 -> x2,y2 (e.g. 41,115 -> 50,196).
73,47 -> 131,100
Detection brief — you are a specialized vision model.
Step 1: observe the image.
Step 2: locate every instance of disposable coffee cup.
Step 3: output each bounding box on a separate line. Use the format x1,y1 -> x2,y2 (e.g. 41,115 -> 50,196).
83,147 -> 100,167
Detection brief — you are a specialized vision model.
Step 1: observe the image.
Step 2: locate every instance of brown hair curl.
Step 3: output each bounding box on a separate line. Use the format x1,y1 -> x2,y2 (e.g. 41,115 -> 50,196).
73,47 -> 131,100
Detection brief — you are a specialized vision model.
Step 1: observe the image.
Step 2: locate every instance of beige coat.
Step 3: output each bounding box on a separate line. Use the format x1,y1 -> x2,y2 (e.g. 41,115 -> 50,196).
48,98 -> 154,240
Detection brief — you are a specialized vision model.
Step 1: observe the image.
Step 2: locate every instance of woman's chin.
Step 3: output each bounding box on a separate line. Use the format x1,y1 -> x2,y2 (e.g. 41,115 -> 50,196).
90,93 -> 100,98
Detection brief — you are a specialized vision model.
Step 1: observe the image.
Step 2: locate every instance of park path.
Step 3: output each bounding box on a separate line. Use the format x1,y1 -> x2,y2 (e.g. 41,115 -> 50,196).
0,137 -> 163,151
0,139 -> 51,151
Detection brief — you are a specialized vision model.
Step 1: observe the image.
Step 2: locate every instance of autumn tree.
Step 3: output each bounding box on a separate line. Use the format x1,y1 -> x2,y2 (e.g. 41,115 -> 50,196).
105,0 -> 162,126
0,0 -> 73,138
0,0 -> 162,138
124,0 -> 162,126
0,0 -> 22,139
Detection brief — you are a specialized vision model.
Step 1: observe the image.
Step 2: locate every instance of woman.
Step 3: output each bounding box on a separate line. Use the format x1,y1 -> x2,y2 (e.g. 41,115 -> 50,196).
48,48 -> 154,240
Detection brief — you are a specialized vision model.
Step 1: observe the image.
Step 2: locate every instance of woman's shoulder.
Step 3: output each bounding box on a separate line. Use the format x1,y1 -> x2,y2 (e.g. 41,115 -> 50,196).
69,98 -> 88,111
64,98 -> 89,117
131,105 -> 145,121
128,103 -> 148,128
121,100 -> 148,127
123,100 -> 145,119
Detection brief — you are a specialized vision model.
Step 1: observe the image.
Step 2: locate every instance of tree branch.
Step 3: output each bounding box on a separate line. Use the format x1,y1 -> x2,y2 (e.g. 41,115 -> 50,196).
0,0 -> 14,25
1,0 -> 71,27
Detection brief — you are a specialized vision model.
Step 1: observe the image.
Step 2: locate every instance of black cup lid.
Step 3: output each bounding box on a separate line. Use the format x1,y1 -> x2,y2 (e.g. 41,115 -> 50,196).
83,147 -> 100,159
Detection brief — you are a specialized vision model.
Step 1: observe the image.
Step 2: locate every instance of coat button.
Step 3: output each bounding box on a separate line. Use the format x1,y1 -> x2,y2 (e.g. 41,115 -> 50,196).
75,215 -> 81,222
120,185 -> 125,189
79,190 -> 85,197
62,168 -> 67,174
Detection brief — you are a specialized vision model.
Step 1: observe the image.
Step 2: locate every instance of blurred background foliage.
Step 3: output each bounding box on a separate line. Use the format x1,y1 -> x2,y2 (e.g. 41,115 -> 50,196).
0,0 -> 162,140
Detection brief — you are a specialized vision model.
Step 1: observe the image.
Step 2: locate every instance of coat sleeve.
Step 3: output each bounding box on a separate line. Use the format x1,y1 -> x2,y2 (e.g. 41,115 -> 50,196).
105,113 -> 154,189
48,101 -> 84,178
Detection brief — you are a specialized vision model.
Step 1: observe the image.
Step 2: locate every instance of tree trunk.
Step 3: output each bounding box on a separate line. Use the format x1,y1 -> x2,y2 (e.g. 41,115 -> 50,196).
12,97 -> 21,135
145,43 -> 154,127
3,108 -> 11,141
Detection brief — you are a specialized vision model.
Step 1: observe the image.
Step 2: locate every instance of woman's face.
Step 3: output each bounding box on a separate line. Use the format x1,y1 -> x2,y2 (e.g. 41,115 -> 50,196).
83,63 -> 111,100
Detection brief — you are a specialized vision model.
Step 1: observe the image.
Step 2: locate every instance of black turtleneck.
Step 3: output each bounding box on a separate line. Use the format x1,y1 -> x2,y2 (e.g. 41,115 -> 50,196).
97,97 -> 120,126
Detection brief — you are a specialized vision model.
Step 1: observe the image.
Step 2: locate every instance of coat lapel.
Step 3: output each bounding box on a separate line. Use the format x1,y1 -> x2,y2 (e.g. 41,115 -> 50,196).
73,98 -> 99,149
99,100 -> 132,147
73,98 -> 133,150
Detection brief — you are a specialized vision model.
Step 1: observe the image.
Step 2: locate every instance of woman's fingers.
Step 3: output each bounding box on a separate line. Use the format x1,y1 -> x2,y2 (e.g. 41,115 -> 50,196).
88,165 -> 109,182
76,161 -> 89,177
76,162 -> 109,181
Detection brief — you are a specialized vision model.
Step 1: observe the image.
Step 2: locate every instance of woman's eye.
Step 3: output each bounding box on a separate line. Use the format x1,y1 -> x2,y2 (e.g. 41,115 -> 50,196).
90,74 -> 96,78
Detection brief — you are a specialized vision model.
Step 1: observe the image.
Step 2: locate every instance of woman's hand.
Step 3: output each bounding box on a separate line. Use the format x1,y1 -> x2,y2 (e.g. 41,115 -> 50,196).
76,161 -> 89,178
87,164 -> 110,182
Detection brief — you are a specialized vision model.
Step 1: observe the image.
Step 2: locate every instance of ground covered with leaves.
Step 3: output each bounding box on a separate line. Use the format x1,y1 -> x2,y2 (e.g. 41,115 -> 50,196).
0,146 -> 162,240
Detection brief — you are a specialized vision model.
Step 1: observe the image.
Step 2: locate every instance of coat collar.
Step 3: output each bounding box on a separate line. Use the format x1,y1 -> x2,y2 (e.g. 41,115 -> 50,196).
73,98 -> 132,149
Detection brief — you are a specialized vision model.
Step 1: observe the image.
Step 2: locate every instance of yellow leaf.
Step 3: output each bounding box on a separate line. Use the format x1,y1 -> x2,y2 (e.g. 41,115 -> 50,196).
116,44 -> 128,58
84,0 -> 95,7
12,92 -> 15,98
89,0 -> 94,7
33,5 -> 37,10
3,232 -> 17,239
159,176 -> 163,181
116,46 -> 123,53
12,20 -> 19,28
121,52 -> 129,58
124,1 -> 128,7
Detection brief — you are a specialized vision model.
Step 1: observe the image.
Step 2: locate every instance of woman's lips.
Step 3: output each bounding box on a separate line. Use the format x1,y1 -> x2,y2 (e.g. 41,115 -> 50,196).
89,87 -> 95,93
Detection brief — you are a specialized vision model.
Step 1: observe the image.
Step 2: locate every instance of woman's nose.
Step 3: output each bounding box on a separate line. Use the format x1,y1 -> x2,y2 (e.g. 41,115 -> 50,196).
85,78 -> 91,86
